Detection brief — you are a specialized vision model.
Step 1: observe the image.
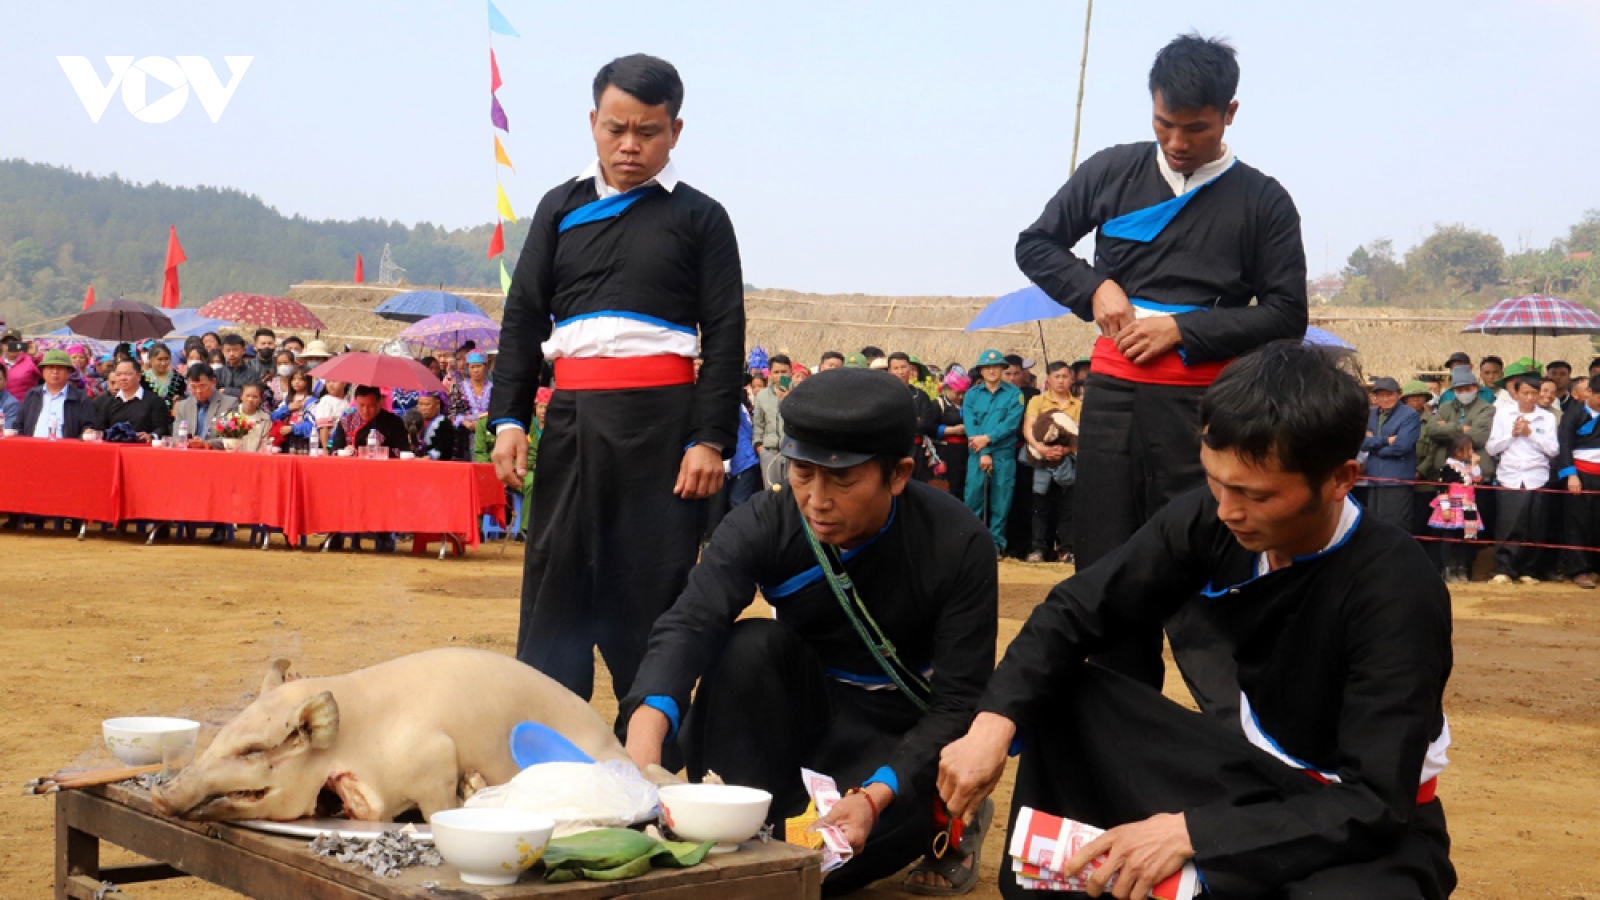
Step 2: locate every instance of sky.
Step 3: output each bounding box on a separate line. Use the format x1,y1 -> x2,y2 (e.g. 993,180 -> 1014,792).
2,0 -> 1597,296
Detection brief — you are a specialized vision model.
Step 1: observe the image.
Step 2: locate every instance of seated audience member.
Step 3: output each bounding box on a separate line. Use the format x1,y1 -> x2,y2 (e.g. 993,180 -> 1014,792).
939,343 -> 1455,899
171,363 -> 241,447
236,383 -> 274,452
264,350 -> 298,407
143,344 -> 187,414
215,334 -> 257,397
411,393 -> 459,460
0,367 -> 19,430
2,338 -> 42,401
311,380 -> 351,448
67,345 -> 104,398
1487,373 -> 1560,584
19,350 -> 93,438
92,358 -> 169,438
330,385 -> 410,457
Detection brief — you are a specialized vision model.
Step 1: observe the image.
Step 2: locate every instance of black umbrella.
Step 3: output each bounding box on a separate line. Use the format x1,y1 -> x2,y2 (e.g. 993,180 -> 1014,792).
65,298 -> 174,342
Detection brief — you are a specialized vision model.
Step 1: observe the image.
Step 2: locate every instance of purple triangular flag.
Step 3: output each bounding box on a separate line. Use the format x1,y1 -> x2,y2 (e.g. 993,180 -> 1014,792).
491,95 -> 509,132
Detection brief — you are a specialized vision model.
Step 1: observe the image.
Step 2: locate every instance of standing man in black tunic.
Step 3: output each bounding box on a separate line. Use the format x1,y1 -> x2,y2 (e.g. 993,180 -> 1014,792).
1016,34 -> 1307,689
488,54 -> 744,713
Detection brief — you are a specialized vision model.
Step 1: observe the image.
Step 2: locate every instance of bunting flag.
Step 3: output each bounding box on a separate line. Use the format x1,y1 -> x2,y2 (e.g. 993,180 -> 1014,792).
496,184 -> 516,222
494,135 -> 514,172
82,284 -> 95,312
487,221 -> 505,259
160,225 -> 186,309
490,49 -> 502,93
499,259 -> 513,294
491,95 -> 509,131
488,1 -> 520,36
354,253 -> 365,283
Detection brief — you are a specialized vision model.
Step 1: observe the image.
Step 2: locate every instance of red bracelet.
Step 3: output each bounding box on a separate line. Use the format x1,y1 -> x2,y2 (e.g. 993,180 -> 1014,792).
848,786 -> 880,829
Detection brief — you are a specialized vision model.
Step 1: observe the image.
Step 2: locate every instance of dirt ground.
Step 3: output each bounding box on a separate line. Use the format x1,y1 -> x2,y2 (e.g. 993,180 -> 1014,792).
2,530 -> 1597,899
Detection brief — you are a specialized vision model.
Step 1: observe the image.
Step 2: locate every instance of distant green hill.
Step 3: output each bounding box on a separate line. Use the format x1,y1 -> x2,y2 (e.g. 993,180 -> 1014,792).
0,158 -> 530,327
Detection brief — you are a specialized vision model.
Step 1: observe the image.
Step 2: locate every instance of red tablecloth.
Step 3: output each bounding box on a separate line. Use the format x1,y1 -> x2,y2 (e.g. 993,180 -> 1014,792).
0,438 -> 505,548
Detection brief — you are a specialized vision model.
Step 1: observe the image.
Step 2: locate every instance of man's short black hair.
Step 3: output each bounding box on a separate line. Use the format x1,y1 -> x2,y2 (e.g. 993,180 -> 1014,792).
861,346 -> 885,360
1046,360 -> 1070,374
1511,374 -> 1542,393
887,352 -> 911,364
185,362 -> 216,382
1149,33 -> 1239,112
253,328 -> 275,340
1003,354 -> 1025,368
1480,355 -> 1504,369
221,334 -> 246,347
821,350 -> 845,364
1574,375 -> 1590,390
115,357 -> 142,373
769,353 -> 792,368
282,335 -> 304,349
1548,360 -> 1572,374
1199,342 -> 1367,486
593,54 -> 684,118
353,384 -> 382,400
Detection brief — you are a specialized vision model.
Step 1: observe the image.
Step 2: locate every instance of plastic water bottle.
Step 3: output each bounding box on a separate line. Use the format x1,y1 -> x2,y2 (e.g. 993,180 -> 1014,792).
175,420 -> 190,449
365,429 -> 382,460
47,413 -> 60,441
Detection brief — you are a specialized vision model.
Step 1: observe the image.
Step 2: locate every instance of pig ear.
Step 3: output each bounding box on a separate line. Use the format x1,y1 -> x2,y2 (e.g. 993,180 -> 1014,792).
294,691 -> 339,750
260,658 -> 292,695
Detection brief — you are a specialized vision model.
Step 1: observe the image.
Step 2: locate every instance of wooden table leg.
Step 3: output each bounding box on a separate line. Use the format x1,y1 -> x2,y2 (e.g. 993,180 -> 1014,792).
55,791 -> 99,900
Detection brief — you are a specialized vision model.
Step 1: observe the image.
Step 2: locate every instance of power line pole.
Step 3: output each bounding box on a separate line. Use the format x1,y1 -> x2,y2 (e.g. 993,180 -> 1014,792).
1069,0 -> 1095,174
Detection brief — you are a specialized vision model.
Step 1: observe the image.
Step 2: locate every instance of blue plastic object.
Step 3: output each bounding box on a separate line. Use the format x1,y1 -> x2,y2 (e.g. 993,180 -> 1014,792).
509,721 -> 594,769
374,291 -> 488,323
965,286 -> 1073,332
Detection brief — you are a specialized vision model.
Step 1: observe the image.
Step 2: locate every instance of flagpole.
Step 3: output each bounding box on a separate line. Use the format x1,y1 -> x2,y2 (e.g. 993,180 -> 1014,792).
1068,0 -> 1094,175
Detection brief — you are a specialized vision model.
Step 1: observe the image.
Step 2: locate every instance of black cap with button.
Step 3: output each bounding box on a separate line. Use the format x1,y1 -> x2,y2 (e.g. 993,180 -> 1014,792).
778,368 -> 917,469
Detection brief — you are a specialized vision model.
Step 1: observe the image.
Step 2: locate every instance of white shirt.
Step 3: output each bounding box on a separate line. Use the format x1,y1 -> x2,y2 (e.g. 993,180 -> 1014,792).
1155,142 -> 1236,197
1486,404 -> 1560,488
31,383 -> 69,438
578,158 -> 679,198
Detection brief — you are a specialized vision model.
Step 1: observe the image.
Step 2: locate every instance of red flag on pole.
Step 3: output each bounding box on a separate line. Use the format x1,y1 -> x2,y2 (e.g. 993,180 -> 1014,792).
490,49 -> 502,94
487,221 -> 505,259
82,285 -> 95,312
354,254 -> 365,283
160,225 -> 186,309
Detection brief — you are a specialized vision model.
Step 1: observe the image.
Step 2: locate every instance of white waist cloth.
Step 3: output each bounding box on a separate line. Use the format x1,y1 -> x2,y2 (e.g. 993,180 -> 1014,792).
541,312 -> 698,360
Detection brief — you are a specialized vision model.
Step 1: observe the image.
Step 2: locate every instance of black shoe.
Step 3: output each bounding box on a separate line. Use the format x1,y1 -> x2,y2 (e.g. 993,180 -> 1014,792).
208,528 -> 229,545
375,535 -> 397,553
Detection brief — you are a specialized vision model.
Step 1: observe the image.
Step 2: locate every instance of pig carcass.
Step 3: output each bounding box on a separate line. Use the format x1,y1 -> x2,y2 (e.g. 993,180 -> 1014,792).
153,648 -> 642,822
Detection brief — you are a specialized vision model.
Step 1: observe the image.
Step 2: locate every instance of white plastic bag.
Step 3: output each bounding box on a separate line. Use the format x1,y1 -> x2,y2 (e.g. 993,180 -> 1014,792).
464,761 -> 659,837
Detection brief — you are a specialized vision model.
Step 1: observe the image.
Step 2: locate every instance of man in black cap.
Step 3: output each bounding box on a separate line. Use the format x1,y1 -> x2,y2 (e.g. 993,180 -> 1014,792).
622,368 -> 999,896
1363,376 -> 1421,533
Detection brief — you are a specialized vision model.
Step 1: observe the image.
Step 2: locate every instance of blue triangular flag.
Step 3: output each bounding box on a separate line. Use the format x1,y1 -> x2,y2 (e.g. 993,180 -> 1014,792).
488,1 -> 520,36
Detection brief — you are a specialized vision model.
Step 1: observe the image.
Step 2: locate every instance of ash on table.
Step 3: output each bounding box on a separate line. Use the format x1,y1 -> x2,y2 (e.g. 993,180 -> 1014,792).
308,830 -> 442,878
131,770 -> 174,791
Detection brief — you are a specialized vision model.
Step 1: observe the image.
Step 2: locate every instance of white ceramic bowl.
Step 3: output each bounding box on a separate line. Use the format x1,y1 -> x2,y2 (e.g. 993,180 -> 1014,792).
657,783 -> 773,853
102,717 -> 200,766
430,808 -> 554,886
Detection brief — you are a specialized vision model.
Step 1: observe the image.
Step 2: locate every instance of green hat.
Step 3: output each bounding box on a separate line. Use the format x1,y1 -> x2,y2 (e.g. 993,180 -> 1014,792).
1071,356 -> 1091,368
1498,357 -> 1543,387
973,348 -> 1006,371
1400,379 -> 1432,400
906,354 -> 931,381
844,352 -> 868,369
38,349 -> 73,369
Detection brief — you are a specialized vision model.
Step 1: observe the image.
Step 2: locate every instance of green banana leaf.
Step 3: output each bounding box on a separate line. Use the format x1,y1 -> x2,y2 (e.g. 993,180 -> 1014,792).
540,829 -> 715,882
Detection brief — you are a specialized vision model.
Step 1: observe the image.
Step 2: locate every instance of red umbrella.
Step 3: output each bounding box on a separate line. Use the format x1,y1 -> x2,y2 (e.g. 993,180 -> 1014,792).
199,293 -> 326,330
307,352 -> 446,393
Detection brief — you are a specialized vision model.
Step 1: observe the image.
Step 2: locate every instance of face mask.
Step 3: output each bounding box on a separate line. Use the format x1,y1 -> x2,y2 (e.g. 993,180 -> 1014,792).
277,365 -> 294,377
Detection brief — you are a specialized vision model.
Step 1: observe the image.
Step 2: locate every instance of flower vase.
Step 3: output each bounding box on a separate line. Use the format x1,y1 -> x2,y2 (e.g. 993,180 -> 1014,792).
221,438 -> 241,452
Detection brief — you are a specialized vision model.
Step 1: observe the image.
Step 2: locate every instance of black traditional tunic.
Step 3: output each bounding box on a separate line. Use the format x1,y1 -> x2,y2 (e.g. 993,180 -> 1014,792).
487,163 -> 745,707
982,488 -> 1454,899
1016,141 -> 1308,688
623,480 -> 997,894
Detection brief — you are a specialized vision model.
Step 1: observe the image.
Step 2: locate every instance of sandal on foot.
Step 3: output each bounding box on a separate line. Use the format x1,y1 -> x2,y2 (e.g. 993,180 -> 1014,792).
902,798 -> 993,896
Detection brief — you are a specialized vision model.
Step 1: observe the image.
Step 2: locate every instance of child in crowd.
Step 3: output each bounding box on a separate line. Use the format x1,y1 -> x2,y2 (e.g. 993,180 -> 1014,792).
1486,374 -> 1560,584
1429,432 -> 1482,584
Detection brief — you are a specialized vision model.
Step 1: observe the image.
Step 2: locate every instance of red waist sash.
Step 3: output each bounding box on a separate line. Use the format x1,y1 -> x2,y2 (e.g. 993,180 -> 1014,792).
1089,336 -> 1230,387
553,355 -> 695,391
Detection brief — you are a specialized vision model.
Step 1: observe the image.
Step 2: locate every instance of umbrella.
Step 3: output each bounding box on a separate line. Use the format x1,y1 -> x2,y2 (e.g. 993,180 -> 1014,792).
35,330 -> 108,355
66,297 -> 173,341
374,290 -> 487,323
199,293 -> 326,330
306,351 -> 446,393
1304,326 -> 1355,350
966,285 -> 1073,361
397,312 -> 502,352
164,307 -> 234,337
1462,294 -> 1600,359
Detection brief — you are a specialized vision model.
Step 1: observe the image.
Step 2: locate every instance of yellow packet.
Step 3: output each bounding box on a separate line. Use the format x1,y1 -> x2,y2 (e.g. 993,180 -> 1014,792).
786,799 -> 824,850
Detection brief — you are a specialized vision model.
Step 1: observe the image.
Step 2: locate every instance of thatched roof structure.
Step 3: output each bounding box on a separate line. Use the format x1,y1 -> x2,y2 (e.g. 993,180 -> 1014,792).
281,282 -> 507,352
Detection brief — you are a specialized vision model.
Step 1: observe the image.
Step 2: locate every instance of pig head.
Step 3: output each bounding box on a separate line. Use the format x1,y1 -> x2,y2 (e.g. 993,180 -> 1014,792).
153,648 -> 640,822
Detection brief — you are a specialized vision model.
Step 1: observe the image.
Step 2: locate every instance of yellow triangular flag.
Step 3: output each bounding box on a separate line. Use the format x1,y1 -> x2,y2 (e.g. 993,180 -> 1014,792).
496,184 -> 516,223
499,259 -> 513,294
494,135 -> 515,172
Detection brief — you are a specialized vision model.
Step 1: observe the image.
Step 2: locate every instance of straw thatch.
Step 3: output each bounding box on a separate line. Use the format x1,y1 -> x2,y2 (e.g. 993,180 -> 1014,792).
277,282 -> 507,352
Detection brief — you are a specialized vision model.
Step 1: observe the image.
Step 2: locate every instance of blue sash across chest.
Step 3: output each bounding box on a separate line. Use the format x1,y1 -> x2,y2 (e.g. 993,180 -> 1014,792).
558,183 -> 664,233
1100,158 -> 1237,243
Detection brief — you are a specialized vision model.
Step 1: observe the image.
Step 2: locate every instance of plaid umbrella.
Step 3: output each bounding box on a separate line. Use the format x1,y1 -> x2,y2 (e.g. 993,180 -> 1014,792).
1462,294 -> 1600,359
397,312 -> 501,351
199,293 -> 326,330
65,297 -> 173,341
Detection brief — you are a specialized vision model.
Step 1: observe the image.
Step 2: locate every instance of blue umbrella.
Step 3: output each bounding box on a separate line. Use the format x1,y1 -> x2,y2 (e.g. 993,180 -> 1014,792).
1304,325 -> 1355,350
374,290 -> 488,323
966,285 -> 1072,362
164,307 -> 234,337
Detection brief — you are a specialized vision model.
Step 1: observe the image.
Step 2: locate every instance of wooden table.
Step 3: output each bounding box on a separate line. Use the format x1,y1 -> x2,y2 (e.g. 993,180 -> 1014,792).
56,784 -> 822,900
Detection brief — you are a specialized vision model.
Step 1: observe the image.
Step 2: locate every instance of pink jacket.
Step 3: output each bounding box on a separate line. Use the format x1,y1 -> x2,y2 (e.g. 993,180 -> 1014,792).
3,354 -> 40,402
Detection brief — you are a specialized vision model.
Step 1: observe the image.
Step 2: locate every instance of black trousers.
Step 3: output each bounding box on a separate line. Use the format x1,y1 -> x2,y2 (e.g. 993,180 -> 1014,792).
1563,471 -> 1600,575
1007,452 -> 1033,557
1366,485 -> 1414,535
937,442 -> 968,501
1000,665 -> 1455,900
516,385 -> 708,715
679,620 -> 933,897
1031,479 -> 1074,555
1493,487 -> 1544,577
1075,375 -> 1209,690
